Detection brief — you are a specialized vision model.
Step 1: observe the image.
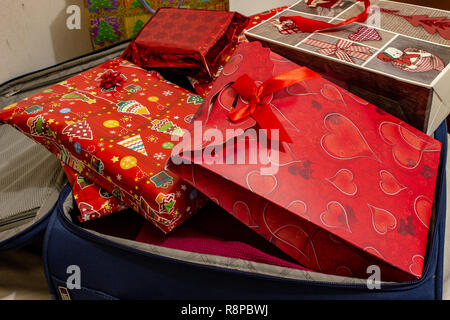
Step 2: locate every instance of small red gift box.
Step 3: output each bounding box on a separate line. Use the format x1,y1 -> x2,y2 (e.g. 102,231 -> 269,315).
122,8 -> 249,81
168,41 -> 442,281
0,58 -> 208,233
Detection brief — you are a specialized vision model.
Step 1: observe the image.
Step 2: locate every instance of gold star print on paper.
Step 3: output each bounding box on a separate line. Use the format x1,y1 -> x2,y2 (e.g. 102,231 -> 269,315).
111,156 -> 119,163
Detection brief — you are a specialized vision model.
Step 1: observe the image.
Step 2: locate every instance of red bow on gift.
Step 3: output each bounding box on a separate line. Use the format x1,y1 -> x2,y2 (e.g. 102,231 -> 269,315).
280,0 -> 371,33
227,68 -> 321,143
99,70 -> 125,90
306,38 -> 373,63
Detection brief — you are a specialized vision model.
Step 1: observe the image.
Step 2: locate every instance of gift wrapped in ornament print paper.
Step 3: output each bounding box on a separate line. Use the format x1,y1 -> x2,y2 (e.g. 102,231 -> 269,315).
167,41 -> 442,281
0,57 -> 207,233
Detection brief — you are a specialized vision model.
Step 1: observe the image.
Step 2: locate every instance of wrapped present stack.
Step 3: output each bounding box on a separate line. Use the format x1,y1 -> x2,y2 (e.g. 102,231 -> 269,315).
0,2 -> 447,283
245,0 -> 450,134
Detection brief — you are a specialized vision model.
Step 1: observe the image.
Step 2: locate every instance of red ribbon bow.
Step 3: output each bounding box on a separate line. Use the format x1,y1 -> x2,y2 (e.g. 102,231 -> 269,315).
280,0 -> 371,33
99,70 -> 125,90
227,67 -> 321,143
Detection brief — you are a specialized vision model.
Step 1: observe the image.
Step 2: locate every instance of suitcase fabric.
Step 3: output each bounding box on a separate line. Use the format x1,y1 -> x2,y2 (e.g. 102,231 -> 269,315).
42,120 -> 448,300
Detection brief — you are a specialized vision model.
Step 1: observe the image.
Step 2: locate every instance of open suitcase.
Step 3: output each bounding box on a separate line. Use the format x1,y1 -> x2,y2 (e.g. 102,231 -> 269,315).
0,39 -> 448,301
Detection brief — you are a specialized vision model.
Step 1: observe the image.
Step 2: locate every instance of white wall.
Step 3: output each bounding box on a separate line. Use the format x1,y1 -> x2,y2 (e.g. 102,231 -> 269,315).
0,0 -> 295,84
0,0 -> 93,84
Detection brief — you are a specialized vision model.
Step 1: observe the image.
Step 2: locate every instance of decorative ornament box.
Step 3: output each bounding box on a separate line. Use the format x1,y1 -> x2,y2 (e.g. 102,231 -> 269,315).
244,0 -> 450,135
168,41 -> 442,281
0,58 -> 208,234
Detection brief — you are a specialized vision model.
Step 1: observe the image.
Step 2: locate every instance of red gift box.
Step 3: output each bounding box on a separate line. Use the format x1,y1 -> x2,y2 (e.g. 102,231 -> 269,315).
122,8 -> 249,81
63,164 -> 129,222
0,58 -> 208,233
167,41 -> 442,281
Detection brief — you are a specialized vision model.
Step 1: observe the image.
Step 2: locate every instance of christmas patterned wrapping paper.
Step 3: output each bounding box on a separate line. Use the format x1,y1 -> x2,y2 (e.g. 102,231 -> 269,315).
167,41 -> 442,281
63,164 -> 129,222
245,0 -> 450,135
85,0 -> 229,50
0,58 -> 207,233
62,7 -> 286,223
122,8 -> 249,81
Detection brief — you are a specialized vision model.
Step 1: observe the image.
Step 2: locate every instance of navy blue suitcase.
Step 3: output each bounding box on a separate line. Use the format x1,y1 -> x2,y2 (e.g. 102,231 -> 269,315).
41,120 -> 448,300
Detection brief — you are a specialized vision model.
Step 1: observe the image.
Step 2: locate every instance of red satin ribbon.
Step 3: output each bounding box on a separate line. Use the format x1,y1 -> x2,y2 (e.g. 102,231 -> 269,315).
280,0 -> 371,33
228,67 -> 321,143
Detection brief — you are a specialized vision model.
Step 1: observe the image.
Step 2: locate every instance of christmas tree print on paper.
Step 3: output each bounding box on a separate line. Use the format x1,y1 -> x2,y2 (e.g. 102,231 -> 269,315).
61,92 -> 96,104
90,0 -> 114,12
97,20 -> 119,43
187,95 -> 204,105
62,120 -> 93,140
131,19 -> 145,37
381,9 -> 450,40
27,116 -> 54,137
117,135 -> 148,156
130,0 -> 150,9
151,119 -> 184,137
156,192 -> 176,215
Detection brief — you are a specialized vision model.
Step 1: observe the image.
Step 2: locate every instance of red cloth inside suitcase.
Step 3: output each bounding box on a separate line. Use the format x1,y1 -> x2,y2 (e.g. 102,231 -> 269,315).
81,203 -> 309,271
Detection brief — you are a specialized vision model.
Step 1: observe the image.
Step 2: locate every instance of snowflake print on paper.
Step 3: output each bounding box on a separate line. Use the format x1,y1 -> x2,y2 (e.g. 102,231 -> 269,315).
162,90 -> 174,96
153,152 -> 166,160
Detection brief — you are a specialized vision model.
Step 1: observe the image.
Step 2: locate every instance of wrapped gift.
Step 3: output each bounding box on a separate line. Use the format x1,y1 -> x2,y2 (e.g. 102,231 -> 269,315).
122,8 -> 249,81
167,41 -> 442,281
244,0 -> 450,134
189,6 -> 290,97
84,0 -> 230,50
0,58 -> 208,234
63,165 -> 129,222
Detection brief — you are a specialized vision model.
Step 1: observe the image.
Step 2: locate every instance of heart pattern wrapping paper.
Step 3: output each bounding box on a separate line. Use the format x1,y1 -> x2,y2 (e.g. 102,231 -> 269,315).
167,41 -> 442,281
0,57 -> 208,234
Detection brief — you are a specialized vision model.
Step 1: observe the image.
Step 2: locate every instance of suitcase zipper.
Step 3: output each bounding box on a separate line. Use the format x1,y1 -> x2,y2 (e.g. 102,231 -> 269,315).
55,184 -> 436,291
0,208 -> 38,232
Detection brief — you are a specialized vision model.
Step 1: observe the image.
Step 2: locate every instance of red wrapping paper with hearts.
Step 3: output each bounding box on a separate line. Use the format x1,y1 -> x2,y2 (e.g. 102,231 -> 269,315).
0,57 -> 208,234
167,41 -> 442,281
